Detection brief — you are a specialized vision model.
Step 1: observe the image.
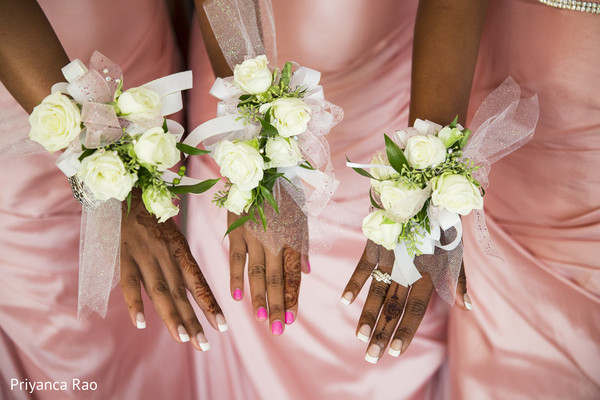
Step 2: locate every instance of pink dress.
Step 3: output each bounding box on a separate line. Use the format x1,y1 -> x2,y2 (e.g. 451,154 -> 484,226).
448,0 -> 600,398
187,1 -> 450,399
0,1 -> 195,399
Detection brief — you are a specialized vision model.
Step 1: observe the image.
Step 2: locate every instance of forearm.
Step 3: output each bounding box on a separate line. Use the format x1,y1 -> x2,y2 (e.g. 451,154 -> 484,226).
193,0 -> 232,78
0,0 -> 69,113
409,0 -> 488,126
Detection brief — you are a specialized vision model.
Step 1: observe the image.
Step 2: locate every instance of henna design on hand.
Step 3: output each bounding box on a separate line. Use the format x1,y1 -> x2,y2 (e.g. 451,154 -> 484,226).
283,247 -> 301,309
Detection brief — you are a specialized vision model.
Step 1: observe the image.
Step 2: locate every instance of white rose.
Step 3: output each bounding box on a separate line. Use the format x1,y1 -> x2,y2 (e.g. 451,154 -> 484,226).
369,153 -> 400,193
142,186 -> 179,223
233,55 -> 272,94
404,135 -> 447,169
134,127 -> 179,171
259,98 -> 311,137
362,210 -> 403,251
78,150 -> 137,201
265,136 -> 303,168
28,92 -> 82,153
224,184 -> 253,215
431,173 -> 483,215
437,126 -> 464,148
379,180 -> 431,223
117,87 -> 162,125
213,140 -> 264,191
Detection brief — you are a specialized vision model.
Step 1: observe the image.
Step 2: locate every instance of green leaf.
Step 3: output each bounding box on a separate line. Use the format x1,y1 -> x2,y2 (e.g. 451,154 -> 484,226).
280,62 -> 293,87
369,188 -> 383,210
162,119 -> 168,132
258,117 -> 278,137
257,205 -> 267,231
176,142 -> 210,155
345,155 -> 378,180
125,192 -> 132,219
458,128 -> 472,149
239,94 -> 251,101
384,134 -> 409,173
298,160 -> 315,170
224,215 -> 252,236
449,115 -> 459,129
260,186 -> 279,214
168,178 -> 219,194
78,148 -> 96,161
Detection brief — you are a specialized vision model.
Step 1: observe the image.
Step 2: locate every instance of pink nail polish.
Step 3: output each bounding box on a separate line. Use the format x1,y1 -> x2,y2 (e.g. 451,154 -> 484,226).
306,260 -> 311,273
233,289 -> 242,301
271,321 -> 283,335
285,311 -> 294,325
256,307 -> 267,321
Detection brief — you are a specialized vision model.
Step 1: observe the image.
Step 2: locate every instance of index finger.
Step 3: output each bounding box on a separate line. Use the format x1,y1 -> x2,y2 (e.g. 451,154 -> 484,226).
340,240 -> 379,305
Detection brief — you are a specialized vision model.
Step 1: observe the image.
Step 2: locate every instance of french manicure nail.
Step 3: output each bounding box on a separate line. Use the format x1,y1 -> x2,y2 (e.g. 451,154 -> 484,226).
216,314 -> 228,332
136,312 -> 146,329
285,311 -> 295,325
464,293 -> 473,311
233,289 -> 242,301
365,344 -> 381,364
357,324 -> 371,343
340,291 -> 353,305
177,325 -> 190,342
197,333 -> 211,351
388,339 -> 403,357
271,320 -> 283,335
256,307 -> 267,321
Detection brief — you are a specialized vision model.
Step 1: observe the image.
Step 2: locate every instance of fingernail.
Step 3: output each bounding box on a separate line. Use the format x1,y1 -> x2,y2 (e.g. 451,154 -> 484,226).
177,325 -> 190,342
233,289 -> 242,301
306,260 -> 311,273
464,293 -> 473,311
388,339 -> 403,357
196,332 -> 211,351
271,320 -> 283,335
135,312 -> 146,329
340,291 -> 353,306
216,314 -> 228,332
285,311 -> 295,325
365,344 -> 381,364
357,324 -> 371,343
256,307 -> 267,321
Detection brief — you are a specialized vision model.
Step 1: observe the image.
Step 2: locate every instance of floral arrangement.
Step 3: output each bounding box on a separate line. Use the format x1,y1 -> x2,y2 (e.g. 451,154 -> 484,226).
348,117 -> 483,285
211,55 -> 318,233
28,52 -> 216,222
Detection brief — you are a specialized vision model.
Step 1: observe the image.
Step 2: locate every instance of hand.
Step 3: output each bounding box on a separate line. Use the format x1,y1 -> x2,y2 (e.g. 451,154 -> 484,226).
341,240 -> 470,363
227,193 -> 309,335
120,190 -> 226,351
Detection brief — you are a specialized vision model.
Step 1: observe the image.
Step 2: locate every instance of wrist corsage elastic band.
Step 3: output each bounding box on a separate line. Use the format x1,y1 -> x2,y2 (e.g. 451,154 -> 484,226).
348,77 -> 540,303
28,52 -> 217,317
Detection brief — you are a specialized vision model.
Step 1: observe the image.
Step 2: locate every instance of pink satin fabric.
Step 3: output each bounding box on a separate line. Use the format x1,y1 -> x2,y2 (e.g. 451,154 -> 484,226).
187,1 -> 450,399
448,0 -> 600,398
0,1 -> 195,399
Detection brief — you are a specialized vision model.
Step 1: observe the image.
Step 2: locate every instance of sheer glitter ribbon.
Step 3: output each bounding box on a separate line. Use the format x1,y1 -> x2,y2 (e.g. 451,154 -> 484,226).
41,52 -> 193,318
349,77 -> 539,303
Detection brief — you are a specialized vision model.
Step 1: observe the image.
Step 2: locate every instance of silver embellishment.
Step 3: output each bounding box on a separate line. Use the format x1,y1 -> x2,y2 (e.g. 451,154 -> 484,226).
67,175 -> 101,212
538,0 -> 600,13
371,269 -> 393,285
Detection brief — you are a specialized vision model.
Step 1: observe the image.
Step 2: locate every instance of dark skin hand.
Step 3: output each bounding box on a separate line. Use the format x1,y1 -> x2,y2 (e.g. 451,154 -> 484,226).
194,0 -> 309,334
1,0 -> 226,351
342,0 -> 487,363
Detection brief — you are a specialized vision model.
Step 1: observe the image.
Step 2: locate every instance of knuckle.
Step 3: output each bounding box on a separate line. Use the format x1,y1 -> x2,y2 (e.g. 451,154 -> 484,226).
361,310 -> 378,325
123,273 -> 140,288
382,299 -> 404,319
370,283 -> 389,298
252,293 -> 266,305
171,285 -> 188,302
373,330 -> 390,343
268,304 -> 284,315
248,264 -> 266,277
152,279 -> 170,296
356,260 -> 374,276
405,298 -> 428,316
230,251 -> 246,264
396,325 -> 415,339
267,273 -> 283,287
185,317 -> 201,330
